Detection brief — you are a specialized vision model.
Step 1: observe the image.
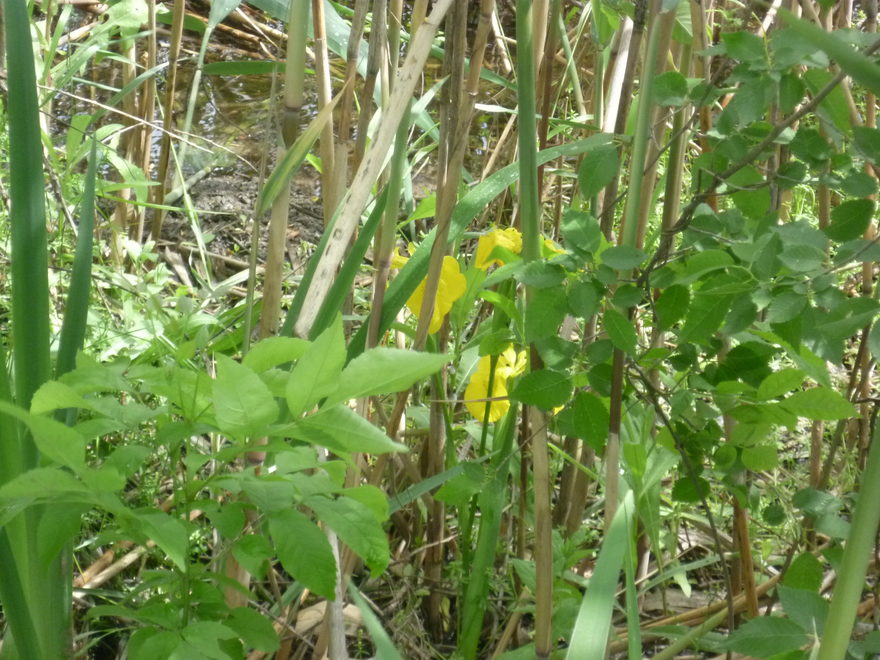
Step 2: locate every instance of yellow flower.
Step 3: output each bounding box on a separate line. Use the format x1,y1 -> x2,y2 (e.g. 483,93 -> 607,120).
392,248 -> 466,334
542,238 -> 565,257
474,227 -> 523,270
465,345 -> 527,422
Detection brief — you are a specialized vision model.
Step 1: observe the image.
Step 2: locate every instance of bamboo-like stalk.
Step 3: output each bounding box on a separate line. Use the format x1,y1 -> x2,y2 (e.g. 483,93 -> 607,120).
259,0 -> 309,338
312,0 -> 337,223
515,0 -> 554,655
354,0 -> 388,170
292,0 -> 456,339
605,0 -> 664,530
149,0 -> 186,241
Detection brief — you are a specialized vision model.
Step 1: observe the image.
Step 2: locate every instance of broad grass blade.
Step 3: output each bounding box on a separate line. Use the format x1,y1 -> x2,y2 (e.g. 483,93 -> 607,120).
567,491 -> 634,658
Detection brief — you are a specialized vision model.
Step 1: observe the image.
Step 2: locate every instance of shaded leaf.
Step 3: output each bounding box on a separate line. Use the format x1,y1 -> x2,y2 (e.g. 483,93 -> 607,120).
604,308 -> 638,357
269,509 -> 336,600
509,370 -> 572,410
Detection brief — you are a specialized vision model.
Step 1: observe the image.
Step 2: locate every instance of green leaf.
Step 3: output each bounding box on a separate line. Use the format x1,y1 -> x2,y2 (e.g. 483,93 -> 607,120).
131,510 -> 189,571
853,126 -> 880,164
653,71 -> 688,106
722,30 -> 765,62
285,405 -> 407,454
286,316 -> 346,417
515,261 -> 567,288
793,487 -> 842,517
525,288 -> 568,342
227,607 -> 279,653
568,277 -> 601,318
269,509 -> 336,600
232,534 -> 273,579
725,616 -> 808,657
0,401 -> 86,470
572,391 -> 609,451
567,492 -> 634,659
509,370 -> 572,410
213,355 -> 279,438
781,388 -> 856,420
349,586 -> 404,660
308,495 -> 390,575
578,145 -> 619,199
757,369 -> 805,400
679,294 -> 733,344
326,349 -> 448,407
562,211 -> 602,255
782,9 -> 880,98
181,621 -> 238,660
672,477 -> 710,502
777,585 -> 828,634
742,445 -> 778,471
243,337 -> 310,372
729,166 -> 770,219
783,552 -> 824,591
766,292 -> 807,324
600,245 -> 647,271
655,284 -> 690,329
207,0 -> 242,30
604,308 -> 638,357
824,199 -> 875,242
434,463 -> 485,507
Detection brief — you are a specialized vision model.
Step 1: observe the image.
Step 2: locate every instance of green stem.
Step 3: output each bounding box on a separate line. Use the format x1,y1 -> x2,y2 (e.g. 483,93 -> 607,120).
818,425 -> 880,659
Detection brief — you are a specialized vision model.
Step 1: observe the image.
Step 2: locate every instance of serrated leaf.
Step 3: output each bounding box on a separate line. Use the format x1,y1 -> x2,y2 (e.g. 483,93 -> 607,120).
562,211 -> 602,255
568,278 -> 601,318
509,370 -> 572,410
679,294 -> 732,344
572,391 -> 609,451
777,585 -> 828,635
578,145 -> 619,199
269,509 -> 336,600
212,355 -> 279,438
655,284 -> 690,329
742,445 -> 778,471
325,349 -> 448,407
285,405 -> 407,454
725,616 -> 808,657
782,9 -> 880,98
603,308 -> 638,357
308,496 -> 390,575
854,126 -> 880,164
783,552 -> 824,591
600,245 -> 646,271
286,316 -> 346,417
653,71 -> 688,105
825,198 -> 875,242
757,369 -> 805,400
525,288 -> 568,342
781,388 -> 856,420
515,261 -> 566,288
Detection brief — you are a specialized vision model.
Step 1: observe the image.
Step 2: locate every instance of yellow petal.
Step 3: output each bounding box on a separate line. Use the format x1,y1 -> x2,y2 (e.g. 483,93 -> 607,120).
542,237 -> 565,257
465,355 -> 511,422
405,256 -> 467,334
391,246 -> 409,269
475,227 -> 524,270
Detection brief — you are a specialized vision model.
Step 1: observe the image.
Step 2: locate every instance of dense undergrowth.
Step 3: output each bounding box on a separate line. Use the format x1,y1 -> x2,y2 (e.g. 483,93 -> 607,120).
2,0 -> 880,658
